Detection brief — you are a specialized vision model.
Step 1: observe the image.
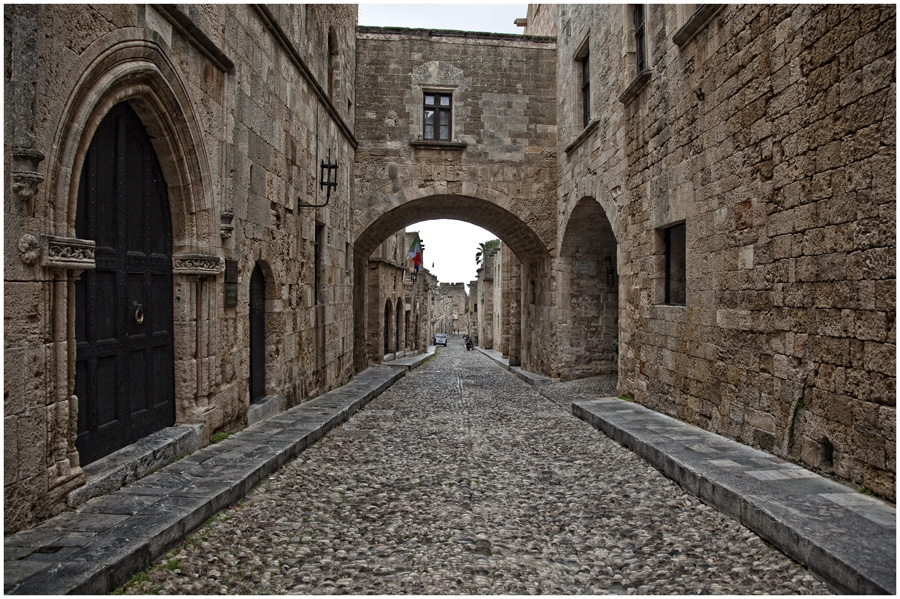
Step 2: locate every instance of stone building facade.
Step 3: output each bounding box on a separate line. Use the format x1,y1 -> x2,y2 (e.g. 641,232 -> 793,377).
351,25 -> 559,375
364,230 -> 431,362
433,282 -> 468,337
536,4 -> 896,498
4,3 -> 895,534
4,4 -> 366,533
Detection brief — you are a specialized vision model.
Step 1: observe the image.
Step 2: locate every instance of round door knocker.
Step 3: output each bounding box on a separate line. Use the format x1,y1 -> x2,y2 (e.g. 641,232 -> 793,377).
133,301 -> 144,325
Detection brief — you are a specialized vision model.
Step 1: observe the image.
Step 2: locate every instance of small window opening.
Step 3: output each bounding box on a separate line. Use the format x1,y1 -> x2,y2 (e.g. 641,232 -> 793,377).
315,223 -> 325,305
580,52 -> 590,128
424,93 -> 452,141
633,4 -> 646,72
664,223 -> 686,305
818,438 -> 835,474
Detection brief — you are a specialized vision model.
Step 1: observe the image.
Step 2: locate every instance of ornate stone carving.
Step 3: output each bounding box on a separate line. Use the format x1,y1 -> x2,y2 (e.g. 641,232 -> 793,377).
17,234 -> 41,265
41,235 -> 96,270
220,210 -> 234,238
173,253 -> 225,277
11,148 -> 45,201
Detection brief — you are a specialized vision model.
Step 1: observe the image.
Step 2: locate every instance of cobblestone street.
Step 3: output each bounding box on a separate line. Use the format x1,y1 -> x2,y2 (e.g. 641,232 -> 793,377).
121,338 -> 831,594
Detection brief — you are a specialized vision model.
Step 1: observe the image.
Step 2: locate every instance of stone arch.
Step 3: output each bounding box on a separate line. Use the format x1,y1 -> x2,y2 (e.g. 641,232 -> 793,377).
47,31 -> 214,247
557,196 -> 619,380
563,173 -> 623,244
45,30 -> 222,452
352,193 -> 554,372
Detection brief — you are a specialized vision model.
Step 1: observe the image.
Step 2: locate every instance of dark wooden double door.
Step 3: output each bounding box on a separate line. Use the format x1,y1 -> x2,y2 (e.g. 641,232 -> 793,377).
74,103 -> 175,465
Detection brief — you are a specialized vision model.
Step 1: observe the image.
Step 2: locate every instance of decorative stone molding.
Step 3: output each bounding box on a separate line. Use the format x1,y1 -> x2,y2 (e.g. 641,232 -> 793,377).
41,235 -> 96,270
219,210 -> 234,238
173,253 -> 225,277
17,234 -> 41,265
11,148 -> 45,201
672,5 -> 725,47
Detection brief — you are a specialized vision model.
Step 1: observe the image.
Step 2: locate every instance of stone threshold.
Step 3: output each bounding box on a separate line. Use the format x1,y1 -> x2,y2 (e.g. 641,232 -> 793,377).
67,425 -> 202,508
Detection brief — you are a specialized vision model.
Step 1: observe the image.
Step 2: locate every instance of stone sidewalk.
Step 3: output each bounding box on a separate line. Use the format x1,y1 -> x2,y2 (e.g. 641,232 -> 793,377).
4,352 -> 433,596
572,399 -> 896,595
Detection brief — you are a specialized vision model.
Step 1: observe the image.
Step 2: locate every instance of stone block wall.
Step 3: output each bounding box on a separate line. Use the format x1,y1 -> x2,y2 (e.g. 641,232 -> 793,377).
352,27 -> 559,372
553,4 -> 895,498
4,4 -> 360,532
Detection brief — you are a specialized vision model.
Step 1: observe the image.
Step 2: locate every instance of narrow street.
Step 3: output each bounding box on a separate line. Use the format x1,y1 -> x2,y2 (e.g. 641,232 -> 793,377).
121,337 -> 830,594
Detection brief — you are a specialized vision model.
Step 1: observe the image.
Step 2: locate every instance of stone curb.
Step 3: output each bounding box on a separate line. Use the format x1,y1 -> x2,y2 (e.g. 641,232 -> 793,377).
572,397 -> 896,595
4,365 -> 408,595
474,346 -> 557,385
381,347 -> 435,370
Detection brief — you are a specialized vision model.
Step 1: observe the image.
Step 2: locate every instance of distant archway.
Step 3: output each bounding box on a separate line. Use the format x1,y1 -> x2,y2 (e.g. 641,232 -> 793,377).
353,194 -> 554,373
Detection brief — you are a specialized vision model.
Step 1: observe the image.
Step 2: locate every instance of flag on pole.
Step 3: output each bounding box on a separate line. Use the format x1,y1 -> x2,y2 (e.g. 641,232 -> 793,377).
408,234 -> 423,272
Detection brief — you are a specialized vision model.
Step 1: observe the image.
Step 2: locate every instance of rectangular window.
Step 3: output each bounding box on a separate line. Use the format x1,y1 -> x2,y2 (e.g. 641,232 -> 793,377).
424,93 -> 452,141
633,4 -> 646,72
664,223 -> 686,305
580,52 -> 590,128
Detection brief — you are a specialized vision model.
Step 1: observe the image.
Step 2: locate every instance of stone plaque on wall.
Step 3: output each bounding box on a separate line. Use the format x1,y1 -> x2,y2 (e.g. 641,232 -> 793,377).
574,260 -> 596,275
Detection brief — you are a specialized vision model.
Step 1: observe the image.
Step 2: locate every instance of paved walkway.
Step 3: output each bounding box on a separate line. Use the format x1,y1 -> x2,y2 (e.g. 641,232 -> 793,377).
571,398 -> 895,595
478,346 -> 895,595
4,354 -> 431,595
4,342 -> 894,594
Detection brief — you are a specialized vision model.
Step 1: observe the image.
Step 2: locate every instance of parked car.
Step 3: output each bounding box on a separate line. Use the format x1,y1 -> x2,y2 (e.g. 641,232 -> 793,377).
434,333 -> 448,346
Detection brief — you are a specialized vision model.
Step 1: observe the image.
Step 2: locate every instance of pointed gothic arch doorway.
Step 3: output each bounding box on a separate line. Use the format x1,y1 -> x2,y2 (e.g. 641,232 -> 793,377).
74,102 -> 175,465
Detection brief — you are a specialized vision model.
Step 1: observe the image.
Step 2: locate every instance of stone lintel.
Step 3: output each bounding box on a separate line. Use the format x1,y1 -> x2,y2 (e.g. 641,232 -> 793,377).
172,253 -> 225,277
40,235 -> 96,271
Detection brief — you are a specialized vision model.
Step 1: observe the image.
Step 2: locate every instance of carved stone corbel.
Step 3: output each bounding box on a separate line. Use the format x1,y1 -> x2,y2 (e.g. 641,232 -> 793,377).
220,210 -> 234,238
173,253 -> 225,277
11,147 -> 45,201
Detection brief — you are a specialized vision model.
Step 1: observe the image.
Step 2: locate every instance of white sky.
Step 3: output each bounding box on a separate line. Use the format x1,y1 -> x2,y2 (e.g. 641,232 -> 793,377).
358,4 -> 527,286
358,3 -> 529,35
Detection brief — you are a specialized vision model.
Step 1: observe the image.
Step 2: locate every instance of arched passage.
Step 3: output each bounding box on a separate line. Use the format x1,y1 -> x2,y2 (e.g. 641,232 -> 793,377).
352,195 -> 554,373
557,197 -> 619,380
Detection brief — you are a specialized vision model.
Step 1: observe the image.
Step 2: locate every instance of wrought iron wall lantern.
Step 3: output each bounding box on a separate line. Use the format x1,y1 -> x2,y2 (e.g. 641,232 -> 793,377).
299,149 -> 338,208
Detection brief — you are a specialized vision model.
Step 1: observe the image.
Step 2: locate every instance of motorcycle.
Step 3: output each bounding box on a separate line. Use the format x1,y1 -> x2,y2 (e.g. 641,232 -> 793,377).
464,335 -> 474,351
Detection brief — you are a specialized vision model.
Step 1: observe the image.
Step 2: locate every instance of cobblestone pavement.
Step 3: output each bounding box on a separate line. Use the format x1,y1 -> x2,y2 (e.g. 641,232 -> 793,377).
121,339 -> 831,594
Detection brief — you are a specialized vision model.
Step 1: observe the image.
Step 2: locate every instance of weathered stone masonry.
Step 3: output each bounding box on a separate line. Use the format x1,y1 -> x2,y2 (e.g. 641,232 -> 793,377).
351,27 -> 559,376
4,4 -> 895,535
4,4 -> 363,532
549,4 -> 895,498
